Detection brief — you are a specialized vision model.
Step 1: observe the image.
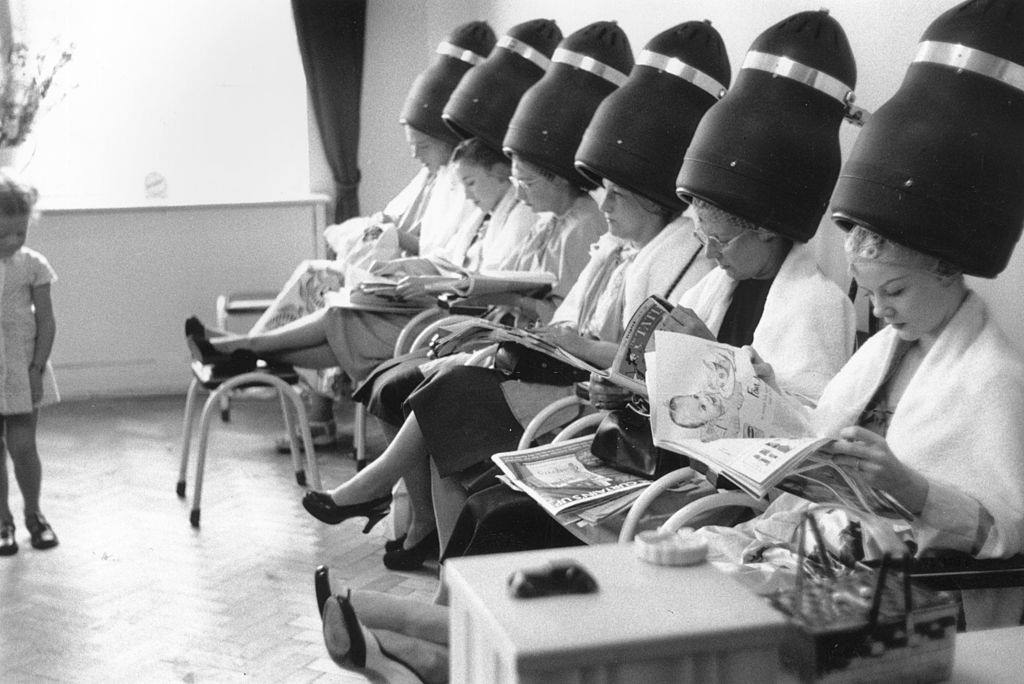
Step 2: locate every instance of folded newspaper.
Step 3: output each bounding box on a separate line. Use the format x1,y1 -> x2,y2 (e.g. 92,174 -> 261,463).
647,330 -> 912,520
491,436 -> 649,518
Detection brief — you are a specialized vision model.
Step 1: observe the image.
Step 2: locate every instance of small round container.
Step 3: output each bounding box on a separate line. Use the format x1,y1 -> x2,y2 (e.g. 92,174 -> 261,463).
634,528 -> 709,566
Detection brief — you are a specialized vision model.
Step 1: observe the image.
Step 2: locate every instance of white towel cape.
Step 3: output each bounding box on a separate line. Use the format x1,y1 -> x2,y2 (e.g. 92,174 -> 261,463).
679,243 -> 856,403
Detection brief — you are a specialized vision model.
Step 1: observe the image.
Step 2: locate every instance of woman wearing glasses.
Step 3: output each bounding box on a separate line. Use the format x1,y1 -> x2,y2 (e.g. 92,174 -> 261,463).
634,195 -> 855,406
495,153 -> 606,321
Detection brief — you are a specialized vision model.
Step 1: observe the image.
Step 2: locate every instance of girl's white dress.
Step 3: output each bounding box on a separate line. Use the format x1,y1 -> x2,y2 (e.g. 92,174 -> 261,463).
0,246 -> 58,413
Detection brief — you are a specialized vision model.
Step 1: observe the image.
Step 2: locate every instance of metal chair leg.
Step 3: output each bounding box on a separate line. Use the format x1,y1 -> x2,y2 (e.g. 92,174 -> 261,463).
190,385 -> 224,528
290,386 -> 320,488
354,401 -> 367,469
177,377 -> 201,498
186,371 -> 321,527
215,294 -> 233,423
278,387 -> 303,481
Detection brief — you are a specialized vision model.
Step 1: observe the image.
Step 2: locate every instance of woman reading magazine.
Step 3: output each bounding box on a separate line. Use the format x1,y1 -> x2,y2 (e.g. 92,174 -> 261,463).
699,223 -> 1024,630
696,0 -> 1024,630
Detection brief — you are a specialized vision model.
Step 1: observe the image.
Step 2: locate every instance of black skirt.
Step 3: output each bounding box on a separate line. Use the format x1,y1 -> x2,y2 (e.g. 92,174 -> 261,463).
406,365 -> 524,478
353,352 -> 429,428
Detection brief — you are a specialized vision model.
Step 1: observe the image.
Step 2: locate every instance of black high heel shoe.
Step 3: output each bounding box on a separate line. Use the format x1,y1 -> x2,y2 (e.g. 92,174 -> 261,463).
302,490 -> 392,532
322,591 -> 423,682
185,316 -> 206,340
185,316 -> 259,373
185,316 -> 227,363
315,565 -> 332,618
382,529 -> 439,571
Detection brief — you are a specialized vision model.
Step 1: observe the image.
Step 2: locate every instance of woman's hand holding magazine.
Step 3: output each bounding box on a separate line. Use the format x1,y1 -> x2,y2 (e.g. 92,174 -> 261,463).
821,426 -> 929,517
666,305 -> 717,340
747,346 -> 781,394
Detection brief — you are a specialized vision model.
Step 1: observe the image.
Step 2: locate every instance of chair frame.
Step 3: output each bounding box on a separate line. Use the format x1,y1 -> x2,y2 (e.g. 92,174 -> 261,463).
177,368 -> 322,527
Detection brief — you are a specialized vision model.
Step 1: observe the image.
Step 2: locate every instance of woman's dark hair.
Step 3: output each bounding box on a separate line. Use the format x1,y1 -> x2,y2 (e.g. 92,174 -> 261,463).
451,137 -> 509,171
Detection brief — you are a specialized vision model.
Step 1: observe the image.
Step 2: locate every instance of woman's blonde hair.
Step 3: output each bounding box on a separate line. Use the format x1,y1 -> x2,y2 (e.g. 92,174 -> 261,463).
845,224 -> 961,278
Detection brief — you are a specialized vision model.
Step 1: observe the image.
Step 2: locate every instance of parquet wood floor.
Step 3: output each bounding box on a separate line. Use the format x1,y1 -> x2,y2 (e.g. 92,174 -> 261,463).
0,394 -> 439,682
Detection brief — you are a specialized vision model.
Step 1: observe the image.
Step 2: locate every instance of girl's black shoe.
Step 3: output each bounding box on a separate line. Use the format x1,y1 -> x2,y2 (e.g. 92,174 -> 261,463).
25,513 -> 58,550
382,529 -> 439,571
302,491 -> 392,533
0,522 -> 17,556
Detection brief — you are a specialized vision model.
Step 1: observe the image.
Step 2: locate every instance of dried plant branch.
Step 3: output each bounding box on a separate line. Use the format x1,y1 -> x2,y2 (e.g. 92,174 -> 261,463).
0,40 -> 73,148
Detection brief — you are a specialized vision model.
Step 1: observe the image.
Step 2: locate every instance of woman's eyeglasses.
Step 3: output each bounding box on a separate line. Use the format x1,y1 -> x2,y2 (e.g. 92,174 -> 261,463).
694,227 -> 750,252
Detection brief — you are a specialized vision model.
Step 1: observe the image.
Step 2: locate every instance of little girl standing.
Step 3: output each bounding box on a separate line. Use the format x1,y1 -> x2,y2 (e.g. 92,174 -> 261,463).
0,170 -> 59,556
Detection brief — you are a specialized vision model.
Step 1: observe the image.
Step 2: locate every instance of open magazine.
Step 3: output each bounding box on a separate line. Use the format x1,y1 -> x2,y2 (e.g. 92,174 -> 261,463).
607,294 -> 695,385
428,294 -> 698,396
426,270 -> 555,297
321,263 -> 436,310
323,286 -> 430,312
431,317 -> 648,395
491,436 -> 650,519
646,331 -> 913,521
359,256 -> 555,301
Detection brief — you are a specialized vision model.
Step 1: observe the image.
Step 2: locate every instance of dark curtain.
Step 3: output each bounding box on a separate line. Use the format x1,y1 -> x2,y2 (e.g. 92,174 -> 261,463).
292,0 -> 366,223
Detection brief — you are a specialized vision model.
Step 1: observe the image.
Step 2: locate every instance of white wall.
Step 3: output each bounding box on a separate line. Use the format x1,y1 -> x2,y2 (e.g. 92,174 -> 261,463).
37,199 -> 326,398
359,0 -> 1024,352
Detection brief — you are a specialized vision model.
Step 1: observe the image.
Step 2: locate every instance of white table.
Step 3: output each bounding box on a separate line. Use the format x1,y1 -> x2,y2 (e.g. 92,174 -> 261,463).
950,625 -> 1024,682
446,544 -> 790,683
446,543 -> 1024,683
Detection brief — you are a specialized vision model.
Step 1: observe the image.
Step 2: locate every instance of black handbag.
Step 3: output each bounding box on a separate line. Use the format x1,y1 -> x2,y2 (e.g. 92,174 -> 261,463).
590,407 -> 688,479
492,341 -> 590,385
